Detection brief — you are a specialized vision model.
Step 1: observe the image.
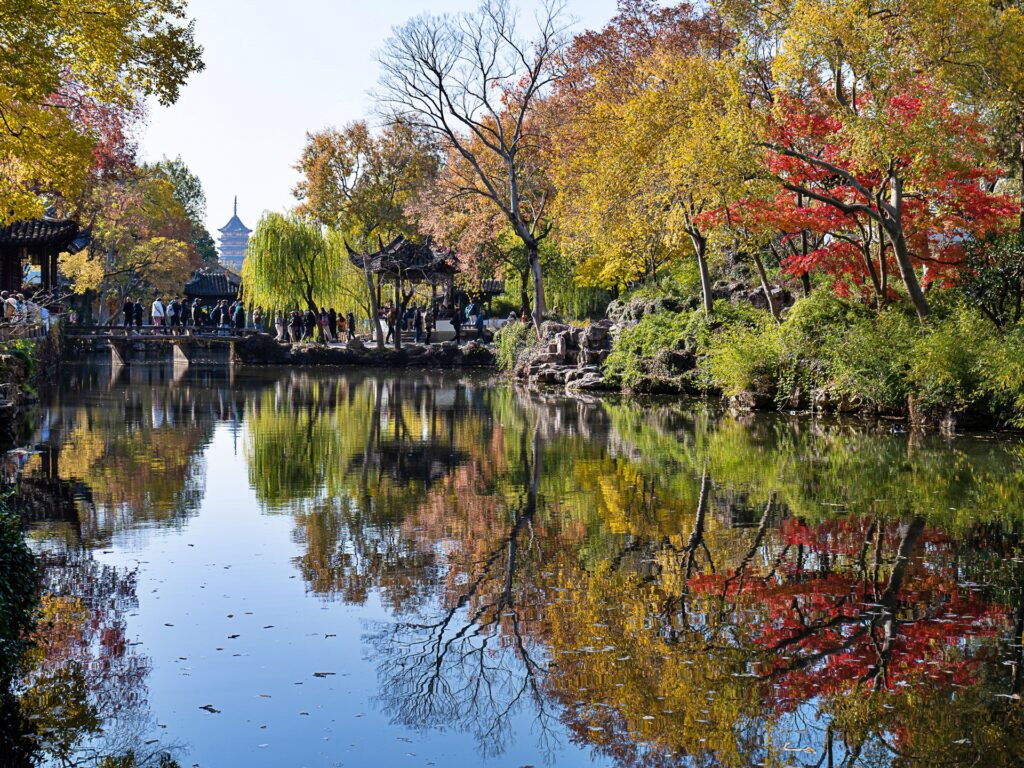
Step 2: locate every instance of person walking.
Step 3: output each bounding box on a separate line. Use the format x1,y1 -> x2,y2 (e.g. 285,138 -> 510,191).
252,307 -> 263,332
151,297 -> 165,328
475,308 -> 487,342
346,311 -> 356,341
319,309 -> 334,342
166,298 -> 177,330
328,308 -> 337,340
385,305 -> 397,345
122,296 -> 133,328
233,302 -> 246,332
289,311 -> 303,343
413,306 -> 423,343
133,299 -> 144,328
452,308 -> 463,344
274,312 -> 285,341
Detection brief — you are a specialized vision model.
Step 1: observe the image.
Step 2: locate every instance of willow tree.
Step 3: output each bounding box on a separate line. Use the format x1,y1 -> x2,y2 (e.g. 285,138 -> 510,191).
242,212 -> 346,316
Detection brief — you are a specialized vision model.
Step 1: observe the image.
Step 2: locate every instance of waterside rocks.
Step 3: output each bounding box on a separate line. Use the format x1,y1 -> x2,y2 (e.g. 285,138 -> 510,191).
514,320 -> 617,392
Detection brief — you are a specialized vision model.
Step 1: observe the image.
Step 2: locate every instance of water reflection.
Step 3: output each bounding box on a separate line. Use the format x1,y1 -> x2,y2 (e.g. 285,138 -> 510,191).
9,365 -> 1024,766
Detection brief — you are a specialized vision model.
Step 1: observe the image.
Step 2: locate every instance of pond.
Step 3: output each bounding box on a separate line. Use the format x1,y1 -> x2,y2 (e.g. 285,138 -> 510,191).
5,364 -> 1024,767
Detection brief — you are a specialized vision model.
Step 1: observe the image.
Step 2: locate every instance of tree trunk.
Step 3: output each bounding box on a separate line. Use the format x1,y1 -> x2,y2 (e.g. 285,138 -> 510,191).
520,265 -> 530,316
527,243 -> 547,334
688,231 -> 714,317
751,250 -> 780,322
393,279 -> 402,351
1019,127 -> 1024,232
886,177 -> 929,321
363,263 -> 385,349
798,192 -> 812,297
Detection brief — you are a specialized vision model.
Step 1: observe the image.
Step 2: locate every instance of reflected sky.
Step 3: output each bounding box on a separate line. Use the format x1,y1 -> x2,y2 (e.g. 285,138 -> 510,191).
7,363 -> 1024,767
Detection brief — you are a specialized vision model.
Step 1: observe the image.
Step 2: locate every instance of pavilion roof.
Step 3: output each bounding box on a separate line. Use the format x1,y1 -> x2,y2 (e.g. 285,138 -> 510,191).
346,236 -> 457,281
0,217 -> 88,251
184,268 -> 241,299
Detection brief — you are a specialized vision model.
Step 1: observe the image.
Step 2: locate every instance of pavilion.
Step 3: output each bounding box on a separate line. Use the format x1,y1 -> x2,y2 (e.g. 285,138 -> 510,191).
0,216 -> 90,293
184,267 -> 241,305
346,236 -> 458,311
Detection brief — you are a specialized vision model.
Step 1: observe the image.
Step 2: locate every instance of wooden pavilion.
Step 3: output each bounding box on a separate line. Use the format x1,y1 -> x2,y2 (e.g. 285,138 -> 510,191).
0,216 -> 90,293
346,236 -> 458,311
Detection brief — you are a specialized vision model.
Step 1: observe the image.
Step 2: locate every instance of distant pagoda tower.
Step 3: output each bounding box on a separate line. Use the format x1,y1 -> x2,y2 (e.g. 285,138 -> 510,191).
217,197 -> 251,272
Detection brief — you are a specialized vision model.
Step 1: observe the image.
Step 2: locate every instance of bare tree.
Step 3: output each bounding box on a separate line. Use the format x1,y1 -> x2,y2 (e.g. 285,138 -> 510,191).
376,0 -> 567,333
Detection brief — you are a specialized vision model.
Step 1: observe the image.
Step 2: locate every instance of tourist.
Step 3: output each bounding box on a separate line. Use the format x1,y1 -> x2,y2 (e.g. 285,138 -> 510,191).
452,308 -> 463,344
289,311 -> 303,343
319,309 -> 334,342
220,301 -> 233,333
274,312 -> 285,341
507,311 -> 517,325
303,308 -> 316,341
328,308 -> 337,339
180,298 -> 192,328
122,296 -> 133,328
475,308 -> 487,342
252,307 -> 263,332
233,302 -> 246,331
385,305 -> 398,345
428,306 -> 438,344
151,296 -> 165,328
133,299 -> 144,328
413,306 -> 424,343
520,308 -> 530,324
166,298 -> 176,329
346,310 -> 356,341
14,294 -> 26,323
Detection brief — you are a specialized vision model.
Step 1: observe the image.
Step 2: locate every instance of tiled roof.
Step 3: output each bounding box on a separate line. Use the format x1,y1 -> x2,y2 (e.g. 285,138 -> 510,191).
346,236 -> 457,280
184,269 -> 241,298
0,218 -> 82,248
218,214 -> 251,234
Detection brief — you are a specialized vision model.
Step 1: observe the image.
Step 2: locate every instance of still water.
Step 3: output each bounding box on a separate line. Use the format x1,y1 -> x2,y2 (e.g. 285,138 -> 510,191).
7,364 -> 1024,767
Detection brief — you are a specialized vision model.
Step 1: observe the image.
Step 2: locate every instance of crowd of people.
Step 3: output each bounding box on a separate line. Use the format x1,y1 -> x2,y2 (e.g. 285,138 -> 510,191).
120,296 -> 247,333
1,290 -> 52,328
113,293 -> 513,347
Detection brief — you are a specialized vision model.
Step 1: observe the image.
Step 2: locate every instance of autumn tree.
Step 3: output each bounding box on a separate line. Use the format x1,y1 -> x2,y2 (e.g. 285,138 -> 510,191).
59,166 -> 197,321
376,0 -> 566,332
156,156 -> 219,265
242,212 -> 348,319
0,0 -> 203,223
293,120 -> 438,347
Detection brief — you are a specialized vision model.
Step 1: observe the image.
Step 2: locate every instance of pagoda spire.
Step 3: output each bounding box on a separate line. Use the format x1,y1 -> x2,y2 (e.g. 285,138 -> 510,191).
233,196 -> 238,216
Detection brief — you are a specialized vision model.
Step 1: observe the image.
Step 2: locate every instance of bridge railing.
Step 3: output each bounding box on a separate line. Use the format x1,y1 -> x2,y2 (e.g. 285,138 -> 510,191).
65,325 -> 268,340
0,321 -> 53,342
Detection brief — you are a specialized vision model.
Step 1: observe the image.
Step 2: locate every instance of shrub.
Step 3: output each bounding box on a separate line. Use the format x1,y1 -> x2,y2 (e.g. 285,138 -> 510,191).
494,320 -> 536,371
826,308 -> 917,410
907,307 -> 991,414
604,309 -> 697,391
706,316 -> 784,397
0,502 -> 37,685
976,322 -> 1024,427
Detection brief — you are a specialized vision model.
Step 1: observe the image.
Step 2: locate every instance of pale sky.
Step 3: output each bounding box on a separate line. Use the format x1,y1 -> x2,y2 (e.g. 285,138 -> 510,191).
139,0 -> 621,242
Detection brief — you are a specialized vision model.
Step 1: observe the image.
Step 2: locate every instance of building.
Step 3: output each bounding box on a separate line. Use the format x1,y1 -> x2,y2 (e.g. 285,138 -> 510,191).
217,197 -> 251,272
0,216 -> 90,293
184,267 -> 241,305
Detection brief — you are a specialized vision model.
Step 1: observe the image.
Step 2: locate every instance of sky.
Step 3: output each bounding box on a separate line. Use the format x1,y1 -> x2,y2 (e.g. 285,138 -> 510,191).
139,0 -> 621,242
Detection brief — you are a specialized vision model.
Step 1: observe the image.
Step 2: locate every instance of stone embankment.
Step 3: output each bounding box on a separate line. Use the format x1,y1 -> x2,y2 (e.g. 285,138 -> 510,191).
512,320 -> 616,391
232,334 -> 496,368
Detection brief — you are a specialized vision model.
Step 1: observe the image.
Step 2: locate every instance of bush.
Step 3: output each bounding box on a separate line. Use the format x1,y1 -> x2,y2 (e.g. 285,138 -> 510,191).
605,310 -> 691,390
494,320 -> 536,371
0,502 -> 37,685
907,307 -> 991,414
826,308 -> 917,410
706,317 -> 784,397
976,322 -> 1024,427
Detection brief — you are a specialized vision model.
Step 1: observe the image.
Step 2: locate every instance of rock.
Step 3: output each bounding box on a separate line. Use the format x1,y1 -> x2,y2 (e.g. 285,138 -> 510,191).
566,370 -> 613,392
346,337 -> 366,352
729,390 -> 775,411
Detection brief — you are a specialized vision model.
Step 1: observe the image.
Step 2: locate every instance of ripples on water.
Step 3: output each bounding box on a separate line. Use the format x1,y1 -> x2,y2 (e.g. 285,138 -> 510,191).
3,363 -> 1024,767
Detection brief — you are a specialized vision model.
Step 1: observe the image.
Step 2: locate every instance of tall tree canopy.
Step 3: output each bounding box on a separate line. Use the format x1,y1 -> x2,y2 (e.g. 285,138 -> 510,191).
0,0 -> 203,223
376,0 -> 566,331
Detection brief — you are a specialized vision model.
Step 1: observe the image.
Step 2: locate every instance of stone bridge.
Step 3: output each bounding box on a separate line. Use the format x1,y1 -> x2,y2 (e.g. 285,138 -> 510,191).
64,326 -> 277,366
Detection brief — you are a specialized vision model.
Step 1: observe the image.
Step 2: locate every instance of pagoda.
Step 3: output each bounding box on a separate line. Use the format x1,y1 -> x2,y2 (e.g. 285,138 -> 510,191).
217,197 -> 251,272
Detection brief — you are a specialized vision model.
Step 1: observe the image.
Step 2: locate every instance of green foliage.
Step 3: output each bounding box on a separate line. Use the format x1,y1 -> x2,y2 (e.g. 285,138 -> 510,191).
604,310 -> 697,391
958,233 -> 1024,328
242,213 -> 347,313
495,321 -> 536,371
975,322 -> 1024,427
0,501 -> 38,685
706,316 -> 784,397
1,340 -> 38,382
